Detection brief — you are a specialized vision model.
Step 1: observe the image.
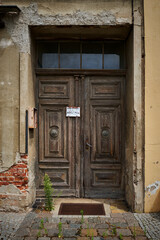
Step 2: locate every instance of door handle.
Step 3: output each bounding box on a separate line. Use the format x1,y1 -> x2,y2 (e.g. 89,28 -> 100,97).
86,139 -> 92,149
86,142 -> 92,148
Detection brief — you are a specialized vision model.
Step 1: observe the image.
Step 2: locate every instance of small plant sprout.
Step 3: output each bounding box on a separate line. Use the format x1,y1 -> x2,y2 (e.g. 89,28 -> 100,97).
80,209 -> 84,224
44,228 -> 48,235
44,173 -> 54,211
133,224 -> 136,238
40,219 -> 44,229
58,221 -> 63,238
37,230 -> 41,237
103,229 -> 108,238
112,225 -> 117,235
119,233 -> 123,239
87,223 -> 90,237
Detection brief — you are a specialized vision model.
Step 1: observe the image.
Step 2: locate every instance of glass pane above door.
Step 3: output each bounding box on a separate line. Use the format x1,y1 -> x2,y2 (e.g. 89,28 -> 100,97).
38,42 -> 58,68
60,42 -> 80,69
82,42 -> 102,69
37,41 -> 125,70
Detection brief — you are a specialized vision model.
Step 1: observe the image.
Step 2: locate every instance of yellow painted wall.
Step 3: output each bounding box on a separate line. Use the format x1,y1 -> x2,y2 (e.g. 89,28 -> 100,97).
144,0 -> 160,212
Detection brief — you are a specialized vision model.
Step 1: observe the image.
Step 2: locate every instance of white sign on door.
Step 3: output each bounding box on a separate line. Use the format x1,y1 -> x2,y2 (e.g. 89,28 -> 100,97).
66,107 -> 80,117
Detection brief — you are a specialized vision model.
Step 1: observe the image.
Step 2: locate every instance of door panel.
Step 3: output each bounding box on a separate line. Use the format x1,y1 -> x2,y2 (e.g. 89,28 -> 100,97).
84,76 -> 124,198
38,76 -> 78,197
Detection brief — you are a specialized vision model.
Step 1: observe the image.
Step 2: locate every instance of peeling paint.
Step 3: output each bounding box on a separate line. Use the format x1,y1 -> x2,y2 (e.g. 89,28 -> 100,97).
0,38 -> 13,48
145,181 -> 160,195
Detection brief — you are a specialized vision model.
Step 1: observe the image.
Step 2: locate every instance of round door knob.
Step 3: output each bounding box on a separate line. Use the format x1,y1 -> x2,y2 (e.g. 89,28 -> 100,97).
102,129 -> 109,137
50,127 -> 59,139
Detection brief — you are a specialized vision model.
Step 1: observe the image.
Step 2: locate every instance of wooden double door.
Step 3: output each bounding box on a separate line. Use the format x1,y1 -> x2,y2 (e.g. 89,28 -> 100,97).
38,73 -> 124,198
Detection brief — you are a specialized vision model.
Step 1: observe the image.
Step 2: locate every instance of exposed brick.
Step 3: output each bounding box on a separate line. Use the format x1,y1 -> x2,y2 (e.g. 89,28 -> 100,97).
0,157 -> 29,195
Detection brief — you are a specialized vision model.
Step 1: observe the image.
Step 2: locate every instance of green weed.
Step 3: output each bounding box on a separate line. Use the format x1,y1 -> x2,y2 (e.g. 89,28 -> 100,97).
58,221 -> 63,238
80,209 -> 84,224
44,173 -> 54,211
119,233 -> 123,239
112,225 -> 117,235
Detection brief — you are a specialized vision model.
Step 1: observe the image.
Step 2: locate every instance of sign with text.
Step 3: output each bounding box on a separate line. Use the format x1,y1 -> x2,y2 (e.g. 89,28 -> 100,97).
66,107 -> 80,117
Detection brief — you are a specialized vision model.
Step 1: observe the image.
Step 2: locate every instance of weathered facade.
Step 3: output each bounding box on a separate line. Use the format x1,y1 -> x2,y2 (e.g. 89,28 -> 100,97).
0,0 -> 159,213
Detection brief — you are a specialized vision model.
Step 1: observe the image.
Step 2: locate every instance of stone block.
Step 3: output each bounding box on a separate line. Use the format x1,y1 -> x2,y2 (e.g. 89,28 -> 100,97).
47,229 -> 59,237
81,228 -> 98,237
14,227 -> 30,237
62,228 -> 77,237
116,228 -> 132,236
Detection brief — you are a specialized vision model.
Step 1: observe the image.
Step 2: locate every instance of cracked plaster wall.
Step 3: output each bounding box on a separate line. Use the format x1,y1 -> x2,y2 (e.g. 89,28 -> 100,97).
0,0 -> 145,211
1,0 -> 132,53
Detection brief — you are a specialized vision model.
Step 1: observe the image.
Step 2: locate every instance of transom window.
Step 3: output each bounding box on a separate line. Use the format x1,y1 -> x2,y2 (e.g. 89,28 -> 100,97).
37,41 -> 125,70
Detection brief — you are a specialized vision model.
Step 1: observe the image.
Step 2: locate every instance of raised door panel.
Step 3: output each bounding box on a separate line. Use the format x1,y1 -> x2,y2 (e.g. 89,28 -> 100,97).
39,105 -> 69,162
91,105 -> 121,163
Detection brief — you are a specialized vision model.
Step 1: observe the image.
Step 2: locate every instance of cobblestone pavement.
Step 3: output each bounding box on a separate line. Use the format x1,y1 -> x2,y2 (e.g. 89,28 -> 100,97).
0,200 -> 160,240
0,212 -> 27,240
134,213 -> 160,240
4,210 -> 149,240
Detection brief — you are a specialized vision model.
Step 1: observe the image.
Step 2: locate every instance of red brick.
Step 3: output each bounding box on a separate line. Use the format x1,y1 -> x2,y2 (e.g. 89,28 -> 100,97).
17,164 -> 27,168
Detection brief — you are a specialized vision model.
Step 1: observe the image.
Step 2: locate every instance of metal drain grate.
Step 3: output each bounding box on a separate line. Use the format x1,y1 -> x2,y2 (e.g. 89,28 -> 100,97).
58,203 -> 105,215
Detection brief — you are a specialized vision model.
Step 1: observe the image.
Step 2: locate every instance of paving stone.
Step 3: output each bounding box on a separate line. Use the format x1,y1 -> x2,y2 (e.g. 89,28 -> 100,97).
116,228 -> 132,236
21,212 -> 36,228
112,222 -> 128,228
25,238 -> 37,240
12,237 -> 24,240
108,217 -> 126,224
14,228 -> 30,237
77,238 -> 90,240
47,229 -> 59,237
81,228 -> 98,237
30,229 -> 46,237
129,226 -> 145,236
0,212 -> 26,240
62,228 -> 77,237
88,217 -> 102,223
82,222 -> 96,228
98,228 -> 114,236
102,238 -> 119,240
135,237 -> 148,240
44,223 -> 57,229
63,238 -> 77,240
95,223 -> 109,229
38,238 -> 50,240
69,223 -> 81,229
49,218 -> 61,223
111,213 -> 125,218
93,238 -> 103,240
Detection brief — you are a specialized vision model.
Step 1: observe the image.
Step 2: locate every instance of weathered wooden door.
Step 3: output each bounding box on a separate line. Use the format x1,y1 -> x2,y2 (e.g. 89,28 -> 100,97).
83,75 -> 124,198
37,73 -> 124,198
38,75 -> 81,197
